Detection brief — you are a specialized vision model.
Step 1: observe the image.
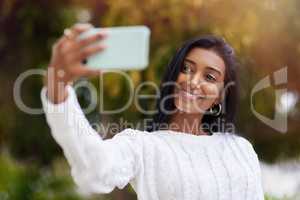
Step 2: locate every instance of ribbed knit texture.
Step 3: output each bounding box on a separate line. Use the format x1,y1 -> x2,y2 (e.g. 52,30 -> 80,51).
41,85 -> 264,200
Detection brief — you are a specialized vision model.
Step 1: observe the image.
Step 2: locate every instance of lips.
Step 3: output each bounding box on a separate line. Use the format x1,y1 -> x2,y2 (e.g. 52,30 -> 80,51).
178,89 -> 205,100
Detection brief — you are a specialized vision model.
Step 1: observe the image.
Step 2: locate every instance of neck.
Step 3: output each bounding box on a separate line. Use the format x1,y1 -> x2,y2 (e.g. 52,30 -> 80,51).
168,110 -> 207,136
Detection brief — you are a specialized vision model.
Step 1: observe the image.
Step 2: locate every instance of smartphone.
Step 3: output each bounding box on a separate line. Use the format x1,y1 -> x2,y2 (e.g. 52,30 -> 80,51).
78,26 -> 151,70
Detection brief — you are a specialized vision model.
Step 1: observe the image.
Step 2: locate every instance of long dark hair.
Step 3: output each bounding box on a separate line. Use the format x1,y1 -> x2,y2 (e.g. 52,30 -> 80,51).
146,35 -> 240,134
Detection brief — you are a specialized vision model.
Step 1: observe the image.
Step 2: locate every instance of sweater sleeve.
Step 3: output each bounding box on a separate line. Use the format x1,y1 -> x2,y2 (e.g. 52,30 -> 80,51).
237,136 -> 265,200
40,85 -> 143,195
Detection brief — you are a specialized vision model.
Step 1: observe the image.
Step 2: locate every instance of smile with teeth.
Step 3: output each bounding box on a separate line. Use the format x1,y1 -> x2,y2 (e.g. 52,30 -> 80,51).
178,89 -> 205,100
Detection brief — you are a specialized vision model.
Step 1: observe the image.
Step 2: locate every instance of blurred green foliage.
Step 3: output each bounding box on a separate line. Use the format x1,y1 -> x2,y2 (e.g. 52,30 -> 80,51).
0,152 -> 81,200
0,152 -> 294,200
1,0 -> 300,199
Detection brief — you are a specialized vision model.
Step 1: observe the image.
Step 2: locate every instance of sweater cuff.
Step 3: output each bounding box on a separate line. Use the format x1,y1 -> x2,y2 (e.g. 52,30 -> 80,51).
40,85 -> 76,114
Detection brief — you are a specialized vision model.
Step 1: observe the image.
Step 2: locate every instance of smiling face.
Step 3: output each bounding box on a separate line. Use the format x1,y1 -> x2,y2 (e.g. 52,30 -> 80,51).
174,47 -> 226,114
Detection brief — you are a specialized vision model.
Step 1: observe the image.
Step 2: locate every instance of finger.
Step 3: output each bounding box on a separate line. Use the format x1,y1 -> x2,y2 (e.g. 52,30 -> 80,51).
55,23 -> 93,49
77,32 -> 108,48
53,36 -> 66,50
59,39 -> 76,54
63,44 -> 106,64
72,23 -> 93,31
70,23 -> 94,38
59,24 -> 102,53
78,44 -> 107,61
72,67 -> 102,78
59,23 -> 93,45
63,28 -> 74,40
55,32 -> 75,52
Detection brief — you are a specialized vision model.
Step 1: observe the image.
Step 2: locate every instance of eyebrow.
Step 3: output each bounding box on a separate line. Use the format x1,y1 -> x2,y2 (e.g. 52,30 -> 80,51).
184,58 -> 222,75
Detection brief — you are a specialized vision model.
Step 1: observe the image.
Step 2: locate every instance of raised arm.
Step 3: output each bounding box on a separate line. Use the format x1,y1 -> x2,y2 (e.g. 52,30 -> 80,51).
41,23 -> 143,195
41,84 -> 143,195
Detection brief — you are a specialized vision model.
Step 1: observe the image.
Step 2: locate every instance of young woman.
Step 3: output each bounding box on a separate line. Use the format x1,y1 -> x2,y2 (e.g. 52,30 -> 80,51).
41,23 -> 264,200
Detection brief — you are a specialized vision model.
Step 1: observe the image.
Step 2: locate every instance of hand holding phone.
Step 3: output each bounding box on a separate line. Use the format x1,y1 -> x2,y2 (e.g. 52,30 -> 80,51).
46,24 -> 150,104
46,23 -> 107,104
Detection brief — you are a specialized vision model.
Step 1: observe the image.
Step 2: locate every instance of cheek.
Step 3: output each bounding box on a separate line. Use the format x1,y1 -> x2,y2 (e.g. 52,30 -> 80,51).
202,83 -> 220,99
176,74 -> 187,83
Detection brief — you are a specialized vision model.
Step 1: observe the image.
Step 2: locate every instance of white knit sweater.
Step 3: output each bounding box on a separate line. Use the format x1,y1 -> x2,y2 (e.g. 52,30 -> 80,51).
41,85 -> 265,200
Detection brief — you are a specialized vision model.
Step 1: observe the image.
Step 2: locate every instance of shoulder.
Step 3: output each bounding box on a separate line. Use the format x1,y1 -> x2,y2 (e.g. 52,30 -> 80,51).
220,132 -> 254,149
233,134 -> 255,150
219,132 -> 259,159
235,135 -> 257,157
227,133 -> 261,167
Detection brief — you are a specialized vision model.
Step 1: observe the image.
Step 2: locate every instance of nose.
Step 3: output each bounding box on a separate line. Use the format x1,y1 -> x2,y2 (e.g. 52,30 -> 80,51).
189,73 -> 202,89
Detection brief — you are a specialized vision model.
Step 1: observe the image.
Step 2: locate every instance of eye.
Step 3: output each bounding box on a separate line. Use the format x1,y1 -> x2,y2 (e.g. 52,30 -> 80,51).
181,63 -> 193,74
205,73 -> 216,82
